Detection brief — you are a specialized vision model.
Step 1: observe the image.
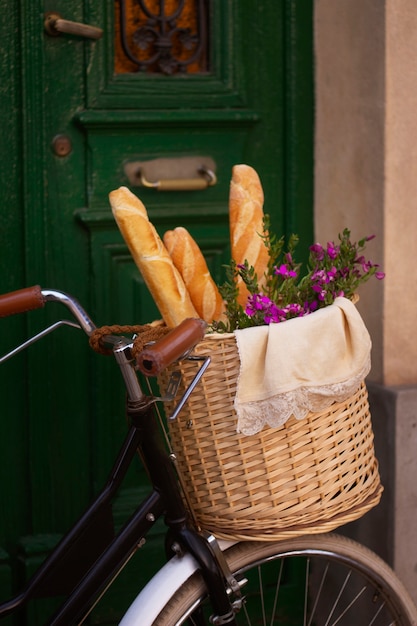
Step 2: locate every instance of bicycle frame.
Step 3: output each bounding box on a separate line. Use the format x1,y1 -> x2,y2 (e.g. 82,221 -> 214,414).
0,289 -> 242,626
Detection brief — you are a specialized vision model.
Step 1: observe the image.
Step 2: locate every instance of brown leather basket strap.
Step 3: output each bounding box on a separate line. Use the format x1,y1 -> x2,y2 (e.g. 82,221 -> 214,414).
0,285 -> 46,318
137,318 -> 207,376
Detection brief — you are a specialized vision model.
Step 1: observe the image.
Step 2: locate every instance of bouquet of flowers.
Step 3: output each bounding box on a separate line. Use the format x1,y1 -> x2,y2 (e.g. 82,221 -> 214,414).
214,217 -> 385,333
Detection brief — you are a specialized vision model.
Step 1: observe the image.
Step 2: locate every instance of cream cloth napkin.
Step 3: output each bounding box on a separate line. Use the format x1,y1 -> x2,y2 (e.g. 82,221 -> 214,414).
233,297 -> 371,435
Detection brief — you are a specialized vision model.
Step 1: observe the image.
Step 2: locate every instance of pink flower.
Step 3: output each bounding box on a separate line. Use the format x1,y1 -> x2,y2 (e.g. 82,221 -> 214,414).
274,264 -> 297,279
310,243 -> 324,261
312,284 -> 327,301
326,242 -> 339,259
245,293 -> 273,315
326,267 -> 337,281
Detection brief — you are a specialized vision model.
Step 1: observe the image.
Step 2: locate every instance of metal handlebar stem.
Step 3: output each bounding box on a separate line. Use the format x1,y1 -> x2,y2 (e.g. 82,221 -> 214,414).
113,340 -> 147,404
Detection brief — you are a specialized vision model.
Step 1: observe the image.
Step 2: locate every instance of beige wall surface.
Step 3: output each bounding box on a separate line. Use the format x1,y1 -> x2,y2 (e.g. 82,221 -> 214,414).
384,2 -> 417,385
315,0 -> 417,604
315,0 -> 417,386
314,0 -> 385,383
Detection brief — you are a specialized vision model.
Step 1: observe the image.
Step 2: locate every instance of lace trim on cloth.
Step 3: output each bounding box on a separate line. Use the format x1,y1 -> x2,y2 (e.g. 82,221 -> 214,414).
234,355 -> 371,436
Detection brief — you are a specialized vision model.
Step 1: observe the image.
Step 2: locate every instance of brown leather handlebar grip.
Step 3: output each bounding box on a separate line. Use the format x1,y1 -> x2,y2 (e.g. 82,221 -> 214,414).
0,285 -> 46,318
137,318 -> 207,376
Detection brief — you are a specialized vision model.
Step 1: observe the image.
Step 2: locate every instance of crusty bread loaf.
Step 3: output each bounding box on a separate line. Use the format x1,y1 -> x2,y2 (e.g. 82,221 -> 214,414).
109,187 -> 198,327
229,164 -> 269,306
163,227 -> 225,323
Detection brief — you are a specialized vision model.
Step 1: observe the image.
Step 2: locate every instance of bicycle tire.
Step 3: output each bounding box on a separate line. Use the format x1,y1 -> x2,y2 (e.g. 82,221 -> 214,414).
154,533 -> 417,625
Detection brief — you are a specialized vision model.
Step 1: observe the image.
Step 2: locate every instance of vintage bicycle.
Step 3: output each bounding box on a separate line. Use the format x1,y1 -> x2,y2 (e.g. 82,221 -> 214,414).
0,285 -> 416,625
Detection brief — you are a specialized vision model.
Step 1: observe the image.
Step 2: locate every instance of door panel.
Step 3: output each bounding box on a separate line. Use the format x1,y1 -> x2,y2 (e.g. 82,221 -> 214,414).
0,1 -> 313,623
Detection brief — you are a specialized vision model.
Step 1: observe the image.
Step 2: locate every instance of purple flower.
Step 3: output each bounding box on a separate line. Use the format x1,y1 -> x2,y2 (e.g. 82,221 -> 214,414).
311,269 -> 326,283
326,267 -> 338,281
310,243 -> 325,261
355,255 -> 374,273
264,304 -> 284,324
274,264 -> 297,279
326,242 -> 339,259
221,226 -> 385,332
245,293 -> 273,316
245,293 -> 308,325
311,267 -> 338,285
312,284 -> 327,301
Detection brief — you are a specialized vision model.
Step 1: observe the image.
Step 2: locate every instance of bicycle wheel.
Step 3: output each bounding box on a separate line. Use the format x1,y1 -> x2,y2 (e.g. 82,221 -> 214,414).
154,533 -> 417,625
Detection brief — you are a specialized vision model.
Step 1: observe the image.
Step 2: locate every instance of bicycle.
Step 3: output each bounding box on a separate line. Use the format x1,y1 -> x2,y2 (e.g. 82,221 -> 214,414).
0,285 -> 416,625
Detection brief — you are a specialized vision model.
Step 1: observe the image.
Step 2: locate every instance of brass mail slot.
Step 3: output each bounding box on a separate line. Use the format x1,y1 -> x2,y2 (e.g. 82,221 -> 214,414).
124,156 -> 217,191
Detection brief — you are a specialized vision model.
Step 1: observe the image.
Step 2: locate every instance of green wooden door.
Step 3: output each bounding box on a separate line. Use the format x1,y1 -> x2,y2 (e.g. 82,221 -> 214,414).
0,1 -> 313,623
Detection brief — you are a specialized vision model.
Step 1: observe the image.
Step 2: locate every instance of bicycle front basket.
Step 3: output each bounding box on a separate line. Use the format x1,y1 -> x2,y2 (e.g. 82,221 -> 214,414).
158,332 -> 382,542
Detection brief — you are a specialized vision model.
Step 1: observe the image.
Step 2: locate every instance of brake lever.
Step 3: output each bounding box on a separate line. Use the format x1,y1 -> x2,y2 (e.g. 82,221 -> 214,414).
0,320 -> 81,364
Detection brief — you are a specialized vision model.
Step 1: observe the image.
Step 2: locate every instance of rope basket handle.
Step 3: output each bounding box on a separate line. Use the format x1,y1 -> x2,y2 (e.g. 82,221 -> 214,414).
89,323 -> 170,357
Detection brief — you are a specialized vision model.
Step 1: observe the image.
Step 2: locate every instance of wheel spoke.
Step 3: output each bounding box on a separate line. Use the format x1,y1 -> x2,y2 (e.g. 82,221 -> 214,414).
269,559 -> 284,626
331,586 -> 366,625
241,596 -> 252,626
307,561 -> 329,626
304,558 -> 310,626
367,601 -> 385,625
324,571 -> 352,626
258,565 -> 266,625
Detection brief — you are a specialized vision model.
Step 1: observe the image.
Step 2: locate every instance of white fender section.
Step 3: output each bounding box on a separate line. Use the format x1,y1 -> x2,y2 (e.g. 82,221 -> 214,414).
119,539 -> 235,625
119,551 -> 199,625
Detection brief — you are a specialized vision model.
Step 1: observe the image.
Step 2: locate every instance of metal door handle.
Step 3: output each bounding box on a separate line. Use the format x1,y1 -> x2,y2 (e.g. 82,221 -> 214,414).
124,157 -> 217,191
44,12 -> 103,40
139,167 -> 217,191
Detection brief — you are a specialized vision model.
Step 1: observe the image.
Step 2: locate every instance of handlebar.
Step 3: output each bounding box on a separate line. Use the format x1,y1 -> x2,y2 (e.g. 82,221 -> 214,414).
0,285 -> 45,317
136,318 -> 207,376
0,286 -> 207,378
0,286 -> 97,336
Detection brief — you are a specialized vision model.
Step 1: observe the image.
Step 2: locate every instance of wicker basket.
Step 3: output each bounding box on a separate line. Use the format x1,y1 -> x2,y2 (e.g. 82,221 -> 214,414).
158,333 -> 383,541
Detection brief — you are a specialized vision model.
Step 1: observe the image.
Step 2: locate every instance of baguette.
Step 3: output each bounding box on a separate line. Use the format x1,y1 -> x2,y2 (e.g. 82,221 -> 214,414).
109,187 -> 198,327
163,227 -> 225,323
229,164 -> 269,306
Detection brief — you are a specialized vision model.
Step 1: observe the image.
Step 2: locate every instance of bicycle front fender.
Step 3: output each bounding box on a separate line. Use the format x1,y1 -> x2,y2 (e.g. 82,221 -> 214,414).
119,539 -> 235,626
119,551 -> 198,625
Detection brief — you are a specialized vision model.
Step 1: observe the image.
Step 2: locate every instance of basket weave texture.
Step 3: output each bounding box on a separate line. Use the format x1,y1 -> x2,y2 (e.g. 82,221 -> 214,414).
158,333 -> 383,541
